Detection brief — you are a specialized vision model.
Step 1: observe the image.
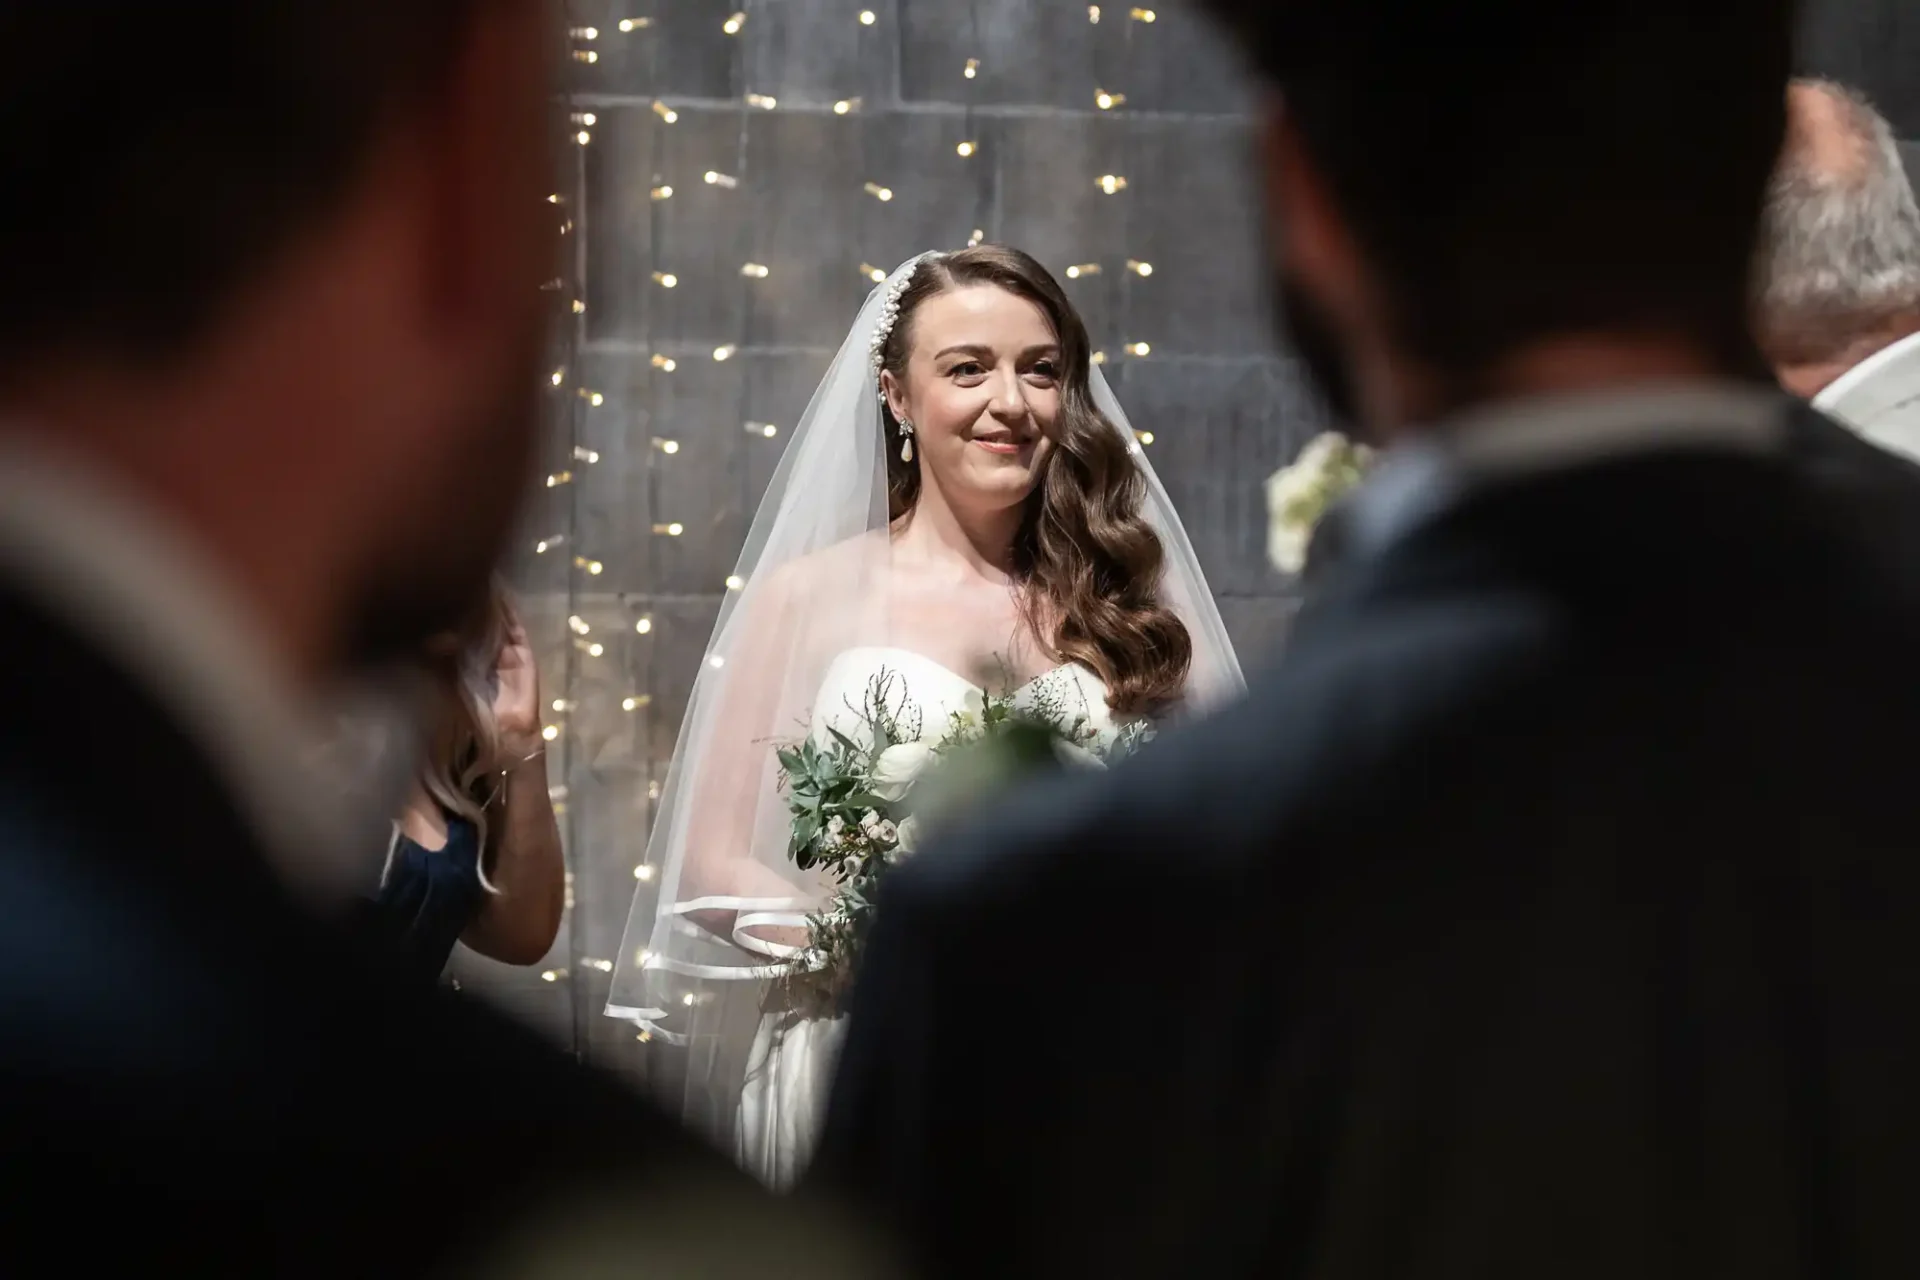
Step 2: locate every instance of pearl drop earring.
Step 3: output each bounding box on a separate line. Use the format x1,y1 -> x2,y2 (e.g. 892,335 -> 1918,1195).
897,419 -> 916,463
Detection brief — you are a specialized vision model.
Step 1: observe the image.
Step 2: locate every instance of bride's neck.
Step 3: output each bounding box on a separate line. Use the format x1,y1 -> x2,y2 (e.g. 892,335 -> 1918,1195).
894,481 -> 1023,581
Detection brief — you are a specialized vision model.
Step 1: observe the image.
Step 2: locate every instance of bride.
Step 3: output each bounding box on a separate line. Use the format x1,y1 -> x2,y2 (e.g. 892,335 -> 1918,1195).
608,245 -> 1243,1188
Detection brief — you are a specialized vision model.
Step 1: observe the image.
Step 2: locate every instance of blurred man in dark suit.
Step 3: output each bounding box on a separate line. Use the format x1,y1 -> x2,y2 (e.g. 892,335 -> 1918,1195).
820,1 -> 1920,1275
0,6 -> 881,1276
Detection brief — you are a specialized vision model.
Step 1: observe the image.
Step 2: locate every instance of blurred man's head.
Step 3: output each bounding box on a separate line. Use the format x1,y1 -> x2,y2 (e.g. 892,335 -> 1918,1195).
0,4 -> 556,679
1756,80 -> 1920,398
1194,1 -> 1798,438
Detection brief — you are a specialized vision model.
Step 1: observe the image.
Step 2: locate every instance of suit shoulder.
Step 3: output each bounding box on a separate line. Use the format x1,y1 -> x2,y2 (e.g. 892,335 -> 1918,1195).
889,586 -> 1564,919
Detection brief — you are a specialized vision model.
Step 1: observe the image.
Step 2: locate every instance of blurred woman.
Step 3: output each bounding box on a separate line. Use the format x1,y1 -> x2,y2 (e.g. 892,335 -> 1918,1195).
364,581 -> 565,985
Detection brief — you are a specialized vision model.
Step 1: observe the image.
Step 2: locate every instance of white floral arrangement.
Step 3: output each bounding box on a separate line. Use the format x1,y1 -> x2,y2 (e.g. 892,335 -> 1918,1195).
1265,431 -> 1375,575
774,669 -> 1150,1010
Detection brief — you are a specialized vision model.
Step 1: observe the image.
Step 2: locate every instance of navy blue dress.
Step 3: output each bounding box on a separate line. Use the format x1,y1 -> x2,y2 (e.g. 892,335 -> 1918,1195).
359,814 -> 487,987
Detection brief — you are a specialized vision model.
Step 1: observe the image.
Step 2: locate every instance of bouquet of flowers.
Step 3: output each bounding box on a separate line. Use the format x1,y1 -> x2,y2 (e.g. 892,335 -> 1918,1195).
773,668 -> 1152,1010
1265,431 -> 1374,575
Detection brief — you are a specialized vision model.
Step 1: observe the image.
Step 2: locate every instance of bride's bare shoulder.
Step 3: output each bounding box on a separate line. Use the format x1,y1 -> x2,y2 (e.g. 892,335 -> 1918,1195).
747,533 -> 889,603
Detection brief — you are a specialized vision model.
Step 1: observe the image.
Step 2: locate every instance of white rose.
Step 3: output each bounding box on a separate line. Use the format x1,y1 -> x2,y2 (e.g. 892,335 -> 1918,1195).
826,814 -> 846,837
1265,431 -> 1372,576
894,816 -> 921,854
1051,738 -> 1109,772
859,809 -> 884,839
876,819 -> 898,844
871,741 -> 938,802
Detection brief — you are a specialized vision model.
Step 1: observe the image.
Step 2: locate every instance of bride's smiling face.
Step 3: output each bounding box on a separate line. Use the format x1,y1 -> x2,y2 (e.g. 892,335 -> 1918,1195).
882,283 -> 1061,510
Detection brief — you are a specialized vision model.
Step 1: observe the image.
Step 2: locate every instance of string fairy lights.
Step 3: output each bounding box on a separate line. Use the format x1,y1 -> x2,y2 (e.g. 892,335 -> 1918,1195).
521,0 -> 1179,1051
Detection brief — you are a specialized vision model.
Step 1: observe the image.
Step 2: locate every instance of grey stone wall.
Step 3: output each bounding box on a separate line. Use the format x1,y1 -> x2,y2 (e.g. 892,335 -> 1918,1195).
454,1 -> 1920,1076
1801,0 -> 1920,137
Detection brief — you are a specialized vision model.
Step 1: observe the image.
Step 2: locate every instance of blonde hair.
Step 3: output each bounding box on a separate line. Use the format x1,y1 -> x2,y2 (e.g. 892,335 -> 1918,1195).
414,578 -> 513,894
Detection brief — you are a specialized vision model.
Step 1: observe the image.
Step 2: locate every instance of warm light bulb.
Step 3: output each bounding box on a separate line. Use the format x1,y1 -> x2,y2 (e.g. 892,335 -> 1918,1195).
652,100 -> 678,123
653,522 -> 684,537
576,26 -> 600,39
1128,259 -> 1154,276
833,98 -> 859,115
550,369 -> 564,386
864,182 -> 893,201
651,184 -> 673,200
574,445 -> 600,463
657,438 -> 681,454
709,656 -> 726,669
740,262 -> 770,278
1136,430 -> 1156,445
747,93 -> 777,110
588,642 -> 605,657
761,424 -> 779,438
968,229 -> 985,247
575,130 -> 592,145
713,345 -> 736,361
1088,4 -> 1101,21
584,390 -> 605,406
1131,6 -> 1157,20
860,263 -> 888,282
964,58 -> 980,78
619,18 -> 654,32
634,863 -> 654,878
569,615 -> 590,635
572,51 -> 599,65
572,299 -> 587,314
635,617 -> 654,635
1098,174 -> 1128,194
542,725 -> 561,742
579,111 -> 598,126
652,271 -> 678,288
956,140 -> 976,157
725,575 -> 746,591
1096,90 -> 1126,110
546,471 -> 573,487
1091,351 -> 1108,365
859,9 -> 876,23
1065,263 -> 1102,279
703,170 -> 739,188
653,356 -> 677,371
542,969 -> 564,982
1127,341 -> 1152,356
723,11 -> 745,33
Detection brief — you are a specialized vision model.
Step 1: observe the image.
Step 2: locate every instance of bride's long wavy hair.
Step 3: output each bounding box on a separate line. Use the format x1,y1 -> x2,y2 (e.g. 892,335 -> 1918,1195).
877,244 -> 1192,717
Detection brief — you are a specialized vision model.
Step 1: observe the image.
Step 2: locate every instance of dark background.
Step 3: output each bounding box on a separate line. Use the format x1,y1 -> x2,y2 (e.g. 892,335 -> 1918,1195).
460,0 -> 1920,1079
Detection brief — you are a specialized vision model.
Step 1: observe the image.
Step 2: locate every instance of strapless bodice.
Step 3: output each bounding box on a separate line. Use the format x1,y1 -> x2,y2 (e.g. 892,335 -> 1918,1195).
810,646 -> 1120,752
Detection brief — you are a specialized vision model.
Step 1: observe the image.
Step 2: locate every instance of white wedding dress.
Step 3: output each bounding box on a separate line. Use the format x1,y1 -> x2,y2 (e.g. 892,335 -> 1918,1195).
733,645 -> 1123,1188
